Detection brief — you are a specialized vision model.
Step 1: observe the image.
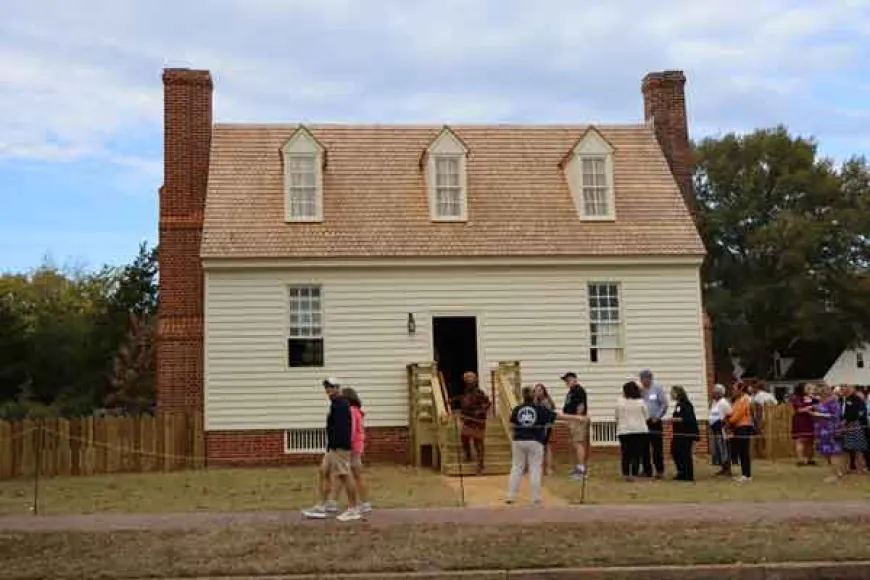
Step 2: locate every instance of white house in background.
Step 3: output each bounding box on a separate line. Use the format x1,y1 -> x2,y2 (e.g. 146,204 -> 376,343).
158,67 -> 710,464
824,344 -> 870,386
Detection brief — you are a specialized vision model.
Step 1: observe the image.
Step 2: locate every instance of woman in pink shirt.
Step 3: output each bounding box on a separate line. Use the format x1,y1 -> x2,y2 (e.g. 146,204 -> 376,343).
342,388 -> 370,513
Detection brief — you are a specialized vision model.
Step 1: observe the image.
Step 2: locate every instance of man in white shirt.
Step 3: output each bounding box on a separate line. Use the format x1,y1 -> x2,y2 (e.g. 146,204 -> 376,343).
752,383 -> 777,406
708,384 -> 732,475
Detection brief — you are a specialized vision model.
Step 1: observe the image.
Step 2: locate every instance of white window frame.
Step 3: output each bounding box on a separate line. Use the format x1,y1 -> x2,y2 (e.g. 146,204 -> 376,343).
425,127 -> 469,222
285,154 -> 321,221
587,282 -> 624,363
858,351 -> 865,369
565,128 -> 616,221
287,285 -> 324,367
580,155 -> 612,218
432,155 -> 466,220
281,127 -> 324,223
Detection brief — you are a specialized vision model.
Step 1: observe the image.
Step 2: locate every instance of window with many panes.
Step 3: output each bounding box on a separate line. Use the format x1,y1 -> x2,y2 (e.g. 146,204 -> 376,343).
581,156 -> 609,217
587,282 -> 622,363
287,155 -> 319,220
288,285 -> 323,367
434,156 -> 463,218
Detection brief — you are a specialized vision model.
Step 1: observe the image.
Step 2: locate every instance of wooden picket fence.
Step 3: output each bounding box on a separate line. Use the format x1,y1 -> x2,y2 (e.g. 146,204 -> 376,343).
0,412 -> 205,480
754,403 -> 795,460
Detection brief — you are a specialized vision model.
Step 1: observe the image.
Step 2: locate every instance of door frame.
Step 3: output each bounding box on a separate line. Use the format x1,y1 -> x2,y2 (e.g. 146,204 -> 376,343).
428,310 -> 487,397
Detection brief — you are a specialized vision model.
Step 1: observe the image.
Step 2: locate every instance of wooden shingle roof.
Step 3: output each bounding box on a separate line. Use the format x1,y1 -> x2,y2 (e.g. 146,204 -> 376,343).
201,123 -> 705,259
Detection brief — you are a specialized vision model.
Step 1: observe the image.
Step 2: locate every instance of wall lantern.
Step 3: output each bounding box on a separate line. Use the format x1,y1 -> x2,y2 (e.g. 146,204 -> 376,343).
407,313 -> 416,335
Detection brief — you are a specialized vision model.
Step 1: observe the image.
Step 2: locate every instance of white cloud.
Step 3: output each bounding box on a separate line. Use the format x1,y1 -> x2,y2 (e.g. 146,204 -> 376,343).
0,0 -> 868,170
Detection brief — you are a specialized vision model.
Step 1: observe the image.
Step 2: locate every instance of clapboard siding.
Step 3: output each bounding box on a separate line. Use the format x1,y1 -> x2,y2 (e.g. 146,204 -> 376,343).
204,264 -> 706,430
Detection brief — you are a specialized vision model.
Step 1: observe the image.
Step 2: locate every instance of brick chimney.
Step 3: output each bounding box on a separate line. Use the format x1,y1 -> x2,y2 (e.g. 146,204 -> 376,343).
157,68 -> 213,413
641,70 -> 694,215
642,70 -> 715,397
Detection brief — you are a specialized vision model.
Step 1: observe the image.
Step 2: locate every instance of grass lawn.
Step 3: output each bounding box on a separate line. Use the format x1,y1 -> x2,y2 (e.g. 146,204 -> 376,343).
0,459 -> 867,516
2,519 -> 869,578
0,465 -> 459,515
545,458 -> 870,504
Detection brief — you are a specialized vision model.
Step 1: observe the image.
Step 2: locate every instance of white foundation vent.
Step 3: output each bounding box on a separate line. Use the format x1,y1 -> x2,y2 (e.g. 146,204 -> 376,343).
284,428 -> 327,454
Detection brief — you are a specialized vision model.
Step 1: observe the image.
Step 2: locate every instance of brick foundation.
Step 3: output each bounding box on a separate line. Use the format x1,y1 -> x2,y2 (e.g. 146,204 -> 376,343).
205,427 -> 410,467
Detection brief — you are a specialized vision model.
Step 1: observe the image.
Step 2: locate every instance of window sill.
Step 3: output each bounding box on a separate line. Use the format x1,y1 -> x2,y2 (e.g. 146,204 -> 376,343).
285,217 -> 324,223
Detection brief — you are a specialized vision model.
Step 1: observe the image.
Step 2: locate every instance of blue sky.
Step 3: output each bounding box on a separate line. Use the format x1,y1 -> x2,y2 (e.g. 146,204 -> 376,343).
1,0 -> 869,273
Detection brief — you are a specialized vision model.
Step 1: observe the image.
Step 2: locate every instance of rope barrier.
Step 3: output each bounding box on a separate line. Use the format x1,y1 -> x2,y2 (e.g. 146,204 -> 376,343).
0,417 -> 860,474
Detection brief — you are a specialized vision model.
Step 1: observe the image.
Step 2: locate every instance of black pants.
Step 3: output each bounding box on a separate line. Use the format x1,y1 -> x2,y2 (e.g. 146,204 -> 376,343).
731,426 -> 753,477
671,436 -> 695,481
618,433 -> 646,477
642,420 -> 665,476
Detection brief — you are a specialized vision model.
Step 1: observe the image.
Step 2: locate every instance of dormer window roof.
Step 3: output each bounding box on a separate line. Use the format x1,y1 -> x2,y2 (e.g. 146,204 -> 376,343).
561,126 -> 616,221
281,126 -> 326,222
422,126 -> 469,222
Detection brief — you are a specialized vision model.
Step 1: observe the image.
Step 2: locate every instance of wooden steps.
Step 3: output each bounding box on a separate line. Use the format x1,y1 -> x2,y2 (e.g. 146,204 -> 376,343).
439,420 -> 513,476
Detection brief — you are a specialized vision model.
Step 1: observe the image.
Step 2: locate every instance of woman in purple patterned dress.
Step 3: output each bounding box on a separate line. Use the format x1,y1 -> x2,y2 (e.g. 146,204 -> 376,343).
812,383 -> 846,482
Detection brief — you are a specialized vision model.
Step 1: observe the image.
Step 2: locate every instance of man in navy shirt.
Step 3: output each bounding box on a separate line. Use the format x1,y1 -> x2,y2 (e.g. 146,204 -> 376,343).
562,372 -> 590,479
302,377 -> 360,521
506,386 -> 557,504
507,385 -> 588,504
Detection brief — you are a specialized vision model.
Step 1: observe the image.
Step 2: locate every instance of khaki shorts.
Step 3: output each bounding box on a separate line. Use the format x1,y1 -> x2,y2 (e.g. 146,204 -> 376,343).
350,453 -> 363,469
569,419 -> 590,444
321,450 -> 351,477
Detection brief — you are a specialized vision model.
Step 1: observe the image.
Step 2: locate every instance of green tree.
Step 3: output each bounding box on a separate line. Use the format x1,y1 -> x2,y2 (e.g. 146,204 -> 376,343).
0,242 -> 159,416
694,126 -> 870,376
105,313 -> 156,413
0,294 -> 30,401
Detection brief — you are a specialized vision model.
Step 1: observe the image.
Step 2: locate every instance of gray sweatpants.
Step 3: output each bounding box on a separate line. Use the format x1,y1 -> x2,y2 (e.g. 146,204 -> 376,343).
507,440 -> 544,502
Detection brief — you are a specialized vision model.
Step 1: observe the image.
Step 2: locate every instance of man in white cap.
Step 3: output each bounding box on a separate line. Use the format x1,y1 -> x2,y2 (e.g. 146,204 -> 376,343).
302,377 -> 360,521
561,372 -> 590,479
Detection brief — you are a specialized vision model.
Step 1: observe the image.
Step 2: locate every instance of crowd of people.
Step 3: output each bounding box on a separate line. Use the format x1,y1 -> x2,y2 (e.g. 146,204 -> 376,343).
301,371 -> 870,519
785,382 -> 870,481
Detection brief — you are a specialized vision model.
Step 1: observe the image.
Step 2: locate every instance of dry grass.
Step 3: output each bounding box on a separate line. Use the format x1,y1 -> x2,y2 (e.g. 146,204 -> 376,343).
1,458 -> 867,517
0,465 -> 459,515
546,458 -> 870,504
1,519 -> 869,578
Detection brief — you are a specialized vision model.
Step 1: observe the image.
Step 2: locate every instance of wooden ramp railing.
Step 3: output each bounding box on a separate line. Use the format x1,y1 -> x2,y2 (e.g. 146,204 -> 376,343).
407,362 -> 450,468
408,361 -> 523,473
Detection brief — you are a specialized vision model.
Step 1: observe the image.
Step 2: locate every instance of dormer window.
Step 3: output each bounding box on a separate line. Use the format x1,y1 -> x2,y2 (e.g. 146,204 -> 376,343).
423,127 -> 468,222
562,127 -> 615,221
281,126 -> 326,222
581,156 -> 609,216
434,156 -> 463,218
287,156 -> 318,218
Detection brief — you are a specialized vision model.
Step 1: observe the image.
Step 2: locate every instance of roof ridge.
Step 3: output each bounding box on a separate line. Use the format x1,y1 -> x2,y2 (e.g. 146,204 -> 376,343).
212,121 -> 651,130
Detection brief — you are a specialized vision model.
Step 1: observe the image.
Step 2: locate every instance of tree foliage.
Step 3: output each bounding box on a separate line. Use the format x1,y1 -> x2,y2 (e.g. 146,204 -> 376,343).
694,126 -> 870,376
0,243 -> 158,418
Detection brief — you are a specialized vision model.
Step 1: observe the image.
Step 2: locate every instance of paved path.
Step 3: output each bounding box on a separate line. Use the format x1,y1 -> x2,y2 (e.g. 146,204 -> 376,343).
1,500 -> 868,532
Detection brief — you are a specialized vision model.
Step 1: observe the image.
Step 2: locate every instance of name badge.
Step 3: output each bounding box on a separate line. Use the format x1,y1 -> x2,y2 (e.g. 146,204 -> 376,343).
649,394 -> 657,401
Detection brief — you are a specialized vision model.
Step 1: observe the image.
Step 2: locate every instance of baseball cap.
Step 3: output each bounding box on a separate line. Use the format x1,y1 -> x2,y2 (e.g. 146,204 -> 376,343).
323,377 -> 341,388
639,369 -> 653,379
560,372 -> 577,380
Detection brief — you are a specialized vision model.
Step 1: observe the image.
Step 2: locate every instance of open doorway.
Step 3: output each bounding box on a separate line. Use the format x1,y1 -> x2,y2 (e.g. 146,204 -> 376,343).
432,316 -> 479,411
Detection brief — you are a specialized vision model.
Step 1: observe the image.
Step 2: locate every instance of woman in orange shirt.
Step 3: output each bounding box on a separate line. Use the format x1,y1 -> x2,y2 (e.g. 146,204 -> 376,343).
727,382 -> 755,482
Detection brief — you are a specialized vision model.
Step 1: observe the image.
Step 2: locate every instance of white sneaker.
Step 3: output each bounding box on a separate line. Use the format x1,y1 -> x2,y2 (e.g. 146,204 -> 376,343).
733,475 -> 752,484
360,502 -> 372,514
302,504 -> 328,519
336,507 -> 362,522
324,501 -> 340,513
